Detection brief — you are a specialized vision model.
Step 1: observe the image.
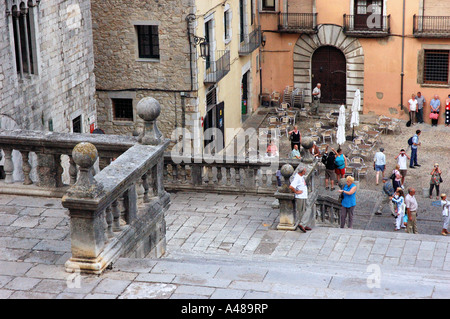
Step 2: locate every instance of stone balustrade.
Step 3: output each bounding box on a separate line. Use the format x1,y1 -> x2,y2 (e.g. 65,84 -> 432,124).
61,97 -> 170,274
0,128 -> 136,197
314,195 -> 342,227
164,155 -> 301,195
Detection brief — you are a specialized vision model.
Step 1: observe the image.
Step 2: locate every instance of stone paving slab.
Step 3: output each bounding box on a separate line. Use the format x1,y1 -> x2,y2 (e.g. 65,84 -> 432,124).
0,192 -> 450,299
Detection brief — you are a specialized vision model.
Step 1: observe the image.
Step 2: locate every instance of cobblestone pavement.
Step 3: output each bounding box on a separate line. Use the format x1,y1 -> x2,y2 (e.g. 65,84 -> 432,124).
1,192 -> 450,299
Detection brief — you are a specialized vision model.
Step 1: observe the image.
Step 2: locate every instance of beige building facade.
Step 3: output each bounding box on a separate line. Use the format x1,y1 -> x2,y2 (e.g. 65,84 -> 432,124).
92,0 -> 262,151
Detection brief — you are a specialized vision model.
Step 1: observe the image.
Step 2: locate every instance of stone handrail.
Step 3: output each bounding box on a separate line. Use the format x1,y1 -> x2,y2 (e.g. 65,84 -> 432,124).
164,154 -> 302,195
315,195 -> 342,227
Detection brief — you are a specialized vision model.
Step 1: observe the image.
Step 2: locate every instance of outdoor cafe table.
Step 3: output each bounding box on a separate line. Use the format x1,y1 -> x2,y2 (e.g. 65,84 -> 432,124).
348,162 -> 363,179
357,144 -> 372,150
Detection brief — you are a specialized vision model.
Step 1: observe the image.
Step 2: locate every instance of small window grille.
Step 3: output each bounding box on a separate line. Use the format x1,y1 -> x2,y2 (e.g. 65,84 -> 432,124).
112,98 -> 134,121
424,50 -> 449,84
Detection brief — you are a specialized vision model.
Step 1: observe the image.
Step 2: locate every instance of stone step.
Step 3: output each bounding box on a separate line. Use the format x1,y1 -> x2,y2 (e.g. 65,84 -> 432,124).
112,227 -> 450,298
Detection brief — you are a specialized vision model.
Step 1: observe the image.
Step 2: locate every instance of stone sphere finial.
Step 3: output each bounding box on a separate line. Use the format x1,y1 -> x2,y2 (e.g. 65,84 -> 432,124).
137,97 -> 161,122
280,164 -> 294,178
136,97 -> 163,145
301,136 -> 314,163
66,142 -> 103,199
72,142 -> 98,169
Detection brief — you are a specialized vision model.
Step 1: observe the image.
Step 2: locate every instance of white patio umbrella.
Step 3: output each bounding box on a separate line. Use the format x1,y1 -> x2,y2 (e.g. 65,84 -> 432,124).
336,104 -> 346,145
350,89 -> 361,139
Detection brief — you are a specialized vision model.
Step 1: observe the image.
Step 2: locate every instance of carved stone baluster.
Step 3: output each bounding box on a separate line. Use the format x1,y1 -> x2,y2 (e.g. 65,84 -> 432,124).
3,148 -> 14,184
216,166 -> 223,186
22,151 -> 32,185
105,205 -> 114,238
207,166 -> 214,184
225,167 -> 232,187
180,164 -> 186,184
111,199 -> 121,232
68,155 -> 78,185
123,184 -> 137,224
55,154 -> 64,187
142,173 -> 150,203
172,164 -> 178,183
235,167 -> 241,187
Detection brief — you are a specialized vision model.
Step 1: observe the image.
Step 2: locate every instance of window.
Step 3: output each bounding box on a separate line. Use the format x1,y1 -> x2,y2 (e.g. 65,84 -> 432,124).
9,1 -> 38,76
72,115 -> 82,133
112,98 -> 134,121
136,25 -> 159,59
424,50 -> 449,84
224,9 -> 231,41
262,0 -> 275,11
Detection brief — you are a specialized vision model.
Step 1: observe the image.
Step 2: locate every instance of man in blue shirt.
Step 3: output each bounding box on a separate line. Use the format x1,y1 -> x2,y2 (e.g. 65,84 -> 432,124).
410,130 -> 421,169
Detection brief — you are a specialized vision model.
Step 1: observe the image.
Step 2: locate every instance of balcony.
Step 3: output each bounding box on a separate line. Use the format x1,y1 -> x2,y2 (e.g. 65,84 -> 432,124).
204,50 -> 230,84
239,26 -> 261,56
343,14 -> 390,37
278,13 -> 317,34
413,15 -> 450,38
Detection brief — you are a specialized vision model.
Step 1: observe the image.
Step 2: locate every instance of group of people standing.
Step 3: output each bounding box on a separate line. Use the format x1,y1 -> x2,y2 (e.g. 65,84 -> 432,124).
408,92 -> 450,126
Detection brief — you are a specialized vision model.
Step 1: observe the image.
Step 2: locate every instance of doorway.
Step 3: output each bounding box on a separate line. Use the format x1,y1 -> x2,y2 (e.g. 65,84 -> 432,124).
311,46 -> 346,104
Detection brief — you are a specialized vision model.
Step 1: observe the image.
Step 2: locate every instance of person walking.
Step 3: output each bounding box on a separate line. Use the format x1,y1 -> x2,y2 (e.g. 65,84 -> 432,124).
288,125 -> 301,151
416,92 -> 426,124
440,194 -> 450,236
373,147 -> 386,185
322,146 -> 336,191
338,176 -> 357,229
409,130 -> 421,169
311,83 -> 321,115
445,94 -> 450,127
375,177 -> 395,216
289,166 -> 311,233
333,147 -> 347,182
429,163 -> 442,200
392,188 -> 406,231
430,95 -> 440,127
392,164 -> 402,190
405,188 -> 419,234
395,149 -> 410,185
408,93 -> 418,125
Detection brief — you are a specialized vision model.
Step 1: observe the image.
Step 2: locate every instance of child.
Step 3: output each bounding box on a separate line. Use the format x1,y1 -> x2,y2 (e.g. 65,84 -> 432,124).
392,188 -> 406,231
441,194 -> 450,236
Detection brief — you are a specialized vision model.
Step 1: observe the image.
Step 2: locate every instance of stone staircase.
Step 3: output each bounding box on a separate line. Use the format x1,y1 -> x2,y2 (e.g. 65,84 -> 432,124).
112,226 -> 450,299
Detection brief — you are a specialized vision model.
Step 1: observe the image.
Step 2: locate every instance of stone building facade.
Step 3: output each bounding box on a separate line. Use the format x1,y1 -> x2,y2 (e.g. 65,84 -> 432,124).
0,0 -> 96,133
91,0 -> 197,140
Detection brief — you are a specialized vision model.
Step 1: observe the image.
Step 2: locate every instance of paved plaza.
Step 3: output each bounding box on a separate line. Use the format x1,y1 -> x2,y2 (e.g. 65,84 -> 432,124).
0,191 -> 450,299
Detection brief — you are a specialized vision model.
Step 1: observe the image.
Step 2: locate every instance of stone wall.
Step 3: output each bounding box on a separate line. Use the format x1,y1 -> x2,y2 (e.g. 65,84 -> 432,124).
91,0 -> 196,140
0,0 -> 96,133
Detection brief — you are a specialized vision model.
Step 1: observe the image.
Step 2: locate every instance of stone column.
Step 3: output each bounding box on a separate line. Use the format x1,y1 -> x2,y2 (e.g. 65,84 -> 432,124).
275,164 -> 298,231
63,142 -> 106,274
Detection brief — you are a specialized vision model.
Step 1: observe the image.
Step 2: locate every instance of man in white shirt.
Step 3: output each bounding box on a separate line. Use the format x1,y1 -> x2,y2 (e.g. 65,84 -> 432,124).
405,188 -> 418,234
311,83 -> 321,115
289,167 -> 311,233
408,94 -> 418,125
373,148 -> 386,185
395,148 -> 410,185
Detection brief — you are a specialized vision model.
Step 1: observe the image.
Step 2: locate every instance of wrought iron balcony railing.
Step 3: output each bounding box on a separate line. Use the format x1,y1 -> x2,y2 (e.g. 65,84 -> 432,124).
413,15 -> 450,38
278,13 -> 317,33
239,26 -> 261,56
343,14 -> 390,37
204,50 -> 230,84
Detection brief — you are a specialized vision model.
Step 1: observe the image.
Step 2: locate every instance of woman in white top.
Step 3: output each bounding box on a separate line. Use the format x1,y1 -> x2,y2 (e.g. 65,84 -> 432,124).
395,149 -> 410,185
392,188 -> 406,231
440,193 -> 450,236
408,94 -> 418,125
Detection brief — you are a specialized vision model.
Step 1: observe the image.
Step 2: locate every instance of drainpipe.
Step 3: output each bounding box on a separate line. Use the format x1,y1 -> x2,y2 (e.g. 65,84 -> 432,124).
400,0 -> 406,110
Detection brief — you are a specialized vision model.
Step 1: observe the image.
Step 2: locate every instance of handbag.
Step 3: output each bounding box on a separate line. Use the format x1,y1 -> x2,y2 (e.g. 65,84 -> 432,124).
430,112 -> 439,120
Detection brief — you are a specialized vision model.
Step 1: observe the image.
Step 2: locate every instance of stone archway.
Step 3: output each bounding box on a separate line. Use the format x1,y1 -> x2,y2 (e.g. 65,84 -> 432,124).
293,24 -> 364,110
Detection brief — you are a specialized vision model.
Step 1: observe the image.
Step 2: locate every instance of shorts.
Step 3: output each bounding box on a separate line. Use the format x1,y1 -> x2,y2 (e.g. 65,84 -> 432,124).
399,169 -> 407,177
375,165 -> 385,172
325,169 -> 336,180
335,168 -> 345,176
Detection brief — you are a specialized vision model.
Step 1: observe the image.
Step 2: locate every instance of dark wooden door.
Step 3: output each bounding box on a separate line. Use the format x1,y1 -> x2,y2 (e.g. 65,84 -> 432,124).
311,46 -> 346,104
354,0 -> 383,30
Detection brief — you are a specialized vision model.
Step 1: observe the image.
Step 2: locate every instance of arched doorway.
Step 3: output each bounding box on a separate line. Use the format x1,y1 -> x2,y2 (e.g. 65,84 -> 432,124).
311,46 -> 346,104
293,24 -> 364,110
